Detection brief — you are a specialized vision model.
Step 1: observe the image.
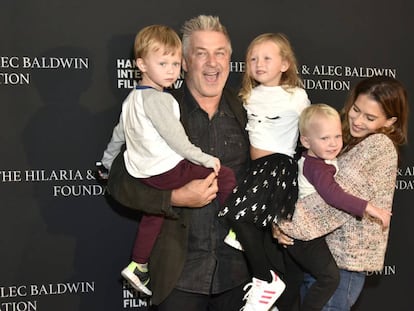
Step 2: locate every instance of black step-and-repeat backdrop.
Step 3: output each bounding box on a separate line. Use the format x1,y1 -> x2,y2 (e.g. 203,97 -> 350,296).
1,1 -> 413,310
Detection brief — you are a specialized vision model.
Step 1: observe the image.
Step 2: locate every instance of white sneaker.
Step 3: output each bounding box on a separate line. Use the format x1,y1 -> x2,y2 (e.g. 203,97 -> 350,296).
241,270 -> 285,311
121,262 -> 152,296
224,229 -> 244,251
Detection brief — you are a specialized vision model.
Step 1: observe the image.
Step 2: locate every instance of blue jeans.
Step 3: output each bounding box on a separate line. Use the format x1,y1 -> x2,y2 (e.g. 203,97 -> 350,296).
302,269 -> 365,311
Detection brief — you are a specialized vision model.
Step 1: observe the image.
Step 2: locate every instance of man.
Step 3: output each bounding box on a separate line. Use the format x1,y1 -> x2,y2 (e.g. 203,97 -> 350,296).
104,15 -> 251,310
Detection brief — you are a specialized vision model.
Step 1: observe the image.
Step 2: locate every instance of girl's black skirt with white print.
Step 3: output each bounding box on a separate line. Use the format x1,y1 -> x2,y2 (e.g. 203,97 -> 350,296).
218,153 -> 298,228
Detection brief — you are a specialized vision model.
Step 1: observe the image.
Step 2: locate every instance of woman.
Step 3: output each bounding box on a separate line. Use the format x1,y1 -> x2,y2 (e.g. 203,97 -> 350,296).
274,75 -> 409,310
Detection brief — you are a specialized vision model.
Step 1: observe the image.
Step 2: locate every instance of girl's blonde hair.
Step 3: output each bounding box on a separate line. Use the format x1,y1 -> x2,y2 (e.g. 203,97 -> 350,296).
239,33 -> 303,102
134,24 -> 181,59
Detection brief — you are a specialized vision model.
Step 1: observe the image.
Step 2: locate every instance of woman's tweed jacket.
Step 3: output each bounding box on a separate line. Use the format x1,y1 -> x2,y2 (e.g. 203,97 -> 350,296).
279,133 -> 397,272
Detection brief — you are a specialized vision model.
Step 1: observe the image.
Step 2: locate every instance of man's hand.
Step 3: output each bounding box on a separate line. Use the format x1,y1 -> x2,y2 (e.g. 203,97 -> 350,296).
171,172 -> 218,207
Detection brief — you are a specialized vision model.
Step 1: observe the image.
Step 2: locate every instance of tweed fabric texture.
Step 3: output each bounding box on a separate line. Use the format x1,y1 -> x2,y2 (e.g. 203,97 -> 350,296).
279,134 -> 397,271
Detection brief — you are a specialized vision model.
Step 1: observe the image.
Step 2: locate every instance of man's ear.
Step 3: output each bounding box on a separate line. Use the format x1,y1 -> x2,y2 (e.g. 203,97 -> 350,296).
136,58 -> 146,72
182,58 -> 188,73
300,135 -> 310,149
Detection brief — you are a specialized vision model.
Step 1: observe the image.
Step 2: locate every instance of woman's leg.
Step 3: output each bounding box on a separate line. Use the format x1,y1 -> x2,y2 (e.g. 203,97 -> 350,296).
302,269 -> 365,311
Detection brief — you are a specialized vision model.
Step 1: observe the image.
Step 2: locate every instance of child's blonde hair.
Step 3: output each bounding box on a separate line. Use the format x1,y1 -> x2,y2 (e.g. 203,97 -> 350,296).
134,25 -> 181,59
299,104 -> 340,136
240,33 -> 303,101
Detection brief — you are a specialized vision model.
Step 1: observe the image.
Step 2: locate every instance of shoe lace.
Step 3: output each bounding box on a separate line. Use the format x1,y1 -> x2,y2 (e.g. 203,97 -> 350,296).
239,281 -> 258,310
134,268 -> 150,285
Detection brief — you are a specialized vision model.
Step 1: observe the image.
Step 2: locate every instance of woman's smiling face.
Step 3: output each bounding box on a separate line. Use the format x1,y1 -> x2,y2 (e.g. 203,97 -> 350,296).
348,93 -> 396,138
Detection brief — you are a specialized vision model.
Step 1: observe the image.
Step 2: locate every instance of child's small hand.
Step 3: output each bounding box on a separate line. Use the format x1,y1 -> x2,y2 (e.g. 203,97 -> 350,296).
212,158 -> 221,175
98,170 -> 109,180
365,202 -> 392,230
94,161 -> 109,184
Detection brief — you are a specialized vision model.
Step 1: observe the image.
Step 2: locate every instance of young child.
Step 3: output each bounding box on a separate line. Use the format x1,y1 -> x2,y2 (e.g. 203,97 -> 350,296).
279,103 -> 391,310
110,25 -> 236,296
218,33 -> 310,311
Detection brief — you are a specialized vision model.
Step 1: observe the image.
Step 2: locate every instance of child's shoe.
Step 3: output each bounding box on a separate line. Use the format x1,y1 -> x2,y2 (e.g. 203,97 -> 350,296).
224,229 -> 244,251
121,261 -> 152,295
241,270 -> 285,311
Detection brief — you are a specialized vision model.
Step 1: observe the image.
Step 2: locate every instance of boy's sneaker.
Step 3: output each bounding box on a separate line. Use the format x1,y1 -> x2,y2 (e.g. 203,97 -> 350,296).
224,229 -> 244,251
241,270 -> 286,311
121,262 -> 152,295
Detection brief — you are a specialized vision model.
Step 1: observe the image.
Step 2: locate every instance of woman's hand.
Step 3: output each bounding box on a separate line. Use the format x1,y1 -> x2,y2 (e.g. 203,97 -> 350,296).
272,223 -> 294,247
171,172 -> 218,207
